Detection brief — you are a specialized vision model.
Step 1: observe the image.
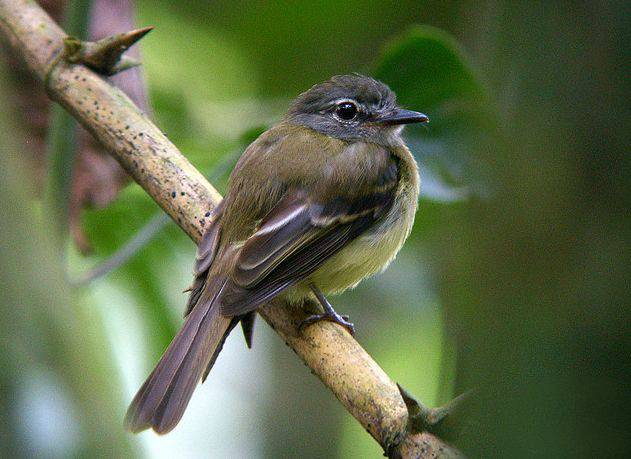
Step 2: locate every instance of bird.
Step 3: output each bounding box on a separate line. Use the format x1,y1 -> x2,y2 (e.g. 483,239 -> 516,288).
124,74 -> 428,434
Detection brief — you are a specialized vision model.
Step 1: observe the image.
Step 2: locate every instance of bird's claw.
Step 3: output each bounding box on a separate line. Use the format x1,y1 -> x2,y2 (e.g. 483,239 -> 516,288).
299,311 -> 355,336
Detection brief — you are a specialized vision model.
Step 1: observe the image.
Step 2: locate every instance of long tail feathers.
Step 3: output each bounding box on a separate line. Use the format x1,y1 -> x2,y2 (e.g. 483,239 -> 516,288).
124,281 -> 232,434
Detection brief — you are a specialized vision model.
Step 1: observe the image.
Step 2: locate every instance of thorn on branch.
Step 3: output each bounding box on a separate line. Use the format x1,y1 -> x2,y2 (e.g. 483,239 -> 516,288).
397,384 -> 474,442
63,26 -> 154,76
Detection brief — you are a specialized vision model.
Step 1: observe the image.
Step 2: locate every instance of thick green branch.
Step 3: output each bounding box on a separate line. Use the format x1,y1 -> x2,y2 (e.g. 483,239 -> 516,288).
0,1 -> 463,456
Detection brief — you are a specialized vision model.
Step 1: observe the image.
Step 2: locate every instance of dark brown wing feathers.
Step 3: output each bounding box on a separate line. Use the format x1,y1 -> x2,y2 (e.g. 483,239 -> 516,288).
186,202 -> 224,317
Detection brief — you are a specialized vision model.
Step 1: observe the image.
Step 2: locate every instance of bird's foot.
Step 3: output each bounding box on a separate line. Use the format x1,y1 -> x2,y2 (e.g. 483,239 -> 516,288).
299,310 -> 355,336
300,283 -> 355,336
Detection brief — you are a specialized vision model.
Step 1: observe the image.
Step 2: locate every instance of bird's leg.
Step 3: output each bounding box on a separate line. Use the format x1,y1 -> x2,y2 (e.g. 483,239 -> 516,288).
299,283 -> 355,336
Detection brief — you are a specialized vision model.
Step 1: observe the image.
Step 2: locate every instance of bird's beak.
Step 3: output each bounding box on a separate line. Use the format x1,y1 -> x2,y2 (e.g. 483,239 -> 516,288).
373,109 -> 429,126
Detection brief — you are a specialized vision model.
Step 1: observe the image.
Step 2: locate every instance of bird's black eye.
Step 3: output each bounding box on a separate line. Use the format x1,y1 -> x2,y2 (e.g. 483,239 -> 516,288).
335,101 -> 358,121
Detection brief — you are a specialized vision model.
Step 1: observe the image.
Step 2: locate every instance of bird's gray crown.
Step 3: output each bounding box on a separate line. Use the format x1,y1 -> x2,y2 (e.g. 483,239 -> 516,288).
287,74 -> 397,117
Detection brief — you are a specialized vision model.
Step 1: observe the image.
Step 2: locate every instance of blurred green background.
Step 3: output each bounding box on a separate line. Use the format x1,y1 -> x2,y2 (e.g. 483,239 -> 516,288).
1,0 -> 629,458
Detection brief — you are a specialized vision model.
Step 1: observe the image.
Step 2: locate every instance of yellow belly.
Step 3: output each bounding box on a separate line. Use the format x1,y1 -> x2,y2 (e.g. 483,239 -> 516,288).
313,191 -> 416,293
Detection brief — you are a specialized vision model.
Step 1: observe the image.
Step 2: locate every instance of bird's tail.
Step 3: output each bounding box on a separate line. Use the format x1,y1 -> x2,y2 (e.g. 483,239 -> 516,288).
124,280 -> 233,434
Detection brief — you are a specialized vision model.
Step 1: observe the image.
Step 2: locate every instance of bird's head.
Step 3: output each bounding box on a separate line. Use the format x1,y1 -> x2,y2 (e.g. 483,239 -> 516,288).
286,74 -> 428,145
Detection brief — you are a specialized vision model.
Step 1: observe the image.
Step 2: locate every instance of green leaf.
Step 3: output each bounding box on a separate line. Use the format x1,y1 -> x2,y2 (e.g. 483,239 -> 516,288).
375,25 -> 489,121
374,25 -> 496,202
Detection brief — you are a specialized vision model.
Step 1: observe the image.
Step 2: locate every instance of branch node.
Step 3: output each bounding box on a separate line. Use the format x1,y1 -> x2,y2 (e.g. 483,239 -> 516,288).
62,26 -> 153,76
398,384 -> 473,442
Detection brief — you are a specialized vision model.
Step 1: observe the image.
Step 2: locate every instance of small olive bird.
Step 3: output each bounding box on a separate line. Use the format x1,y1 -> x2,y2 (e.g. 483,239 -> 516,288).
124,74 -> 428,434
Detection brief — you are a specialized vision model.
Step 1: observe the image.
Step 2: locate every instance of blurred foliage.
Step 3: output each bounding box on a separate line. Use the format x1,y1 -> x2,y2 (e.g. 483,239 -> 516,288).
376,26 -> 496,202
1,0 -> 629,458
440,2 -> 631,458
0,59 -> 134,458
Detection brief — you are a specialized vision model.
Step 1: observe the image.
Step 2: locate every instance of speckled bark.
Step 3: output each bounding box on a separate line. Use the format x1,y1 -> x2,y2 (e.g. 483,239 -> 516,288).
0,1 -> 462,456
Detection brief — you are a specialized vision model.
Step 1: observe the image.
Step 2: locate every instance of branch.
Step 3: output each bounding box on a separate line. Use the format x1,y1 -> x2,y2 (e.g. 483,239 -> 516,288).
0,1 -> 463,456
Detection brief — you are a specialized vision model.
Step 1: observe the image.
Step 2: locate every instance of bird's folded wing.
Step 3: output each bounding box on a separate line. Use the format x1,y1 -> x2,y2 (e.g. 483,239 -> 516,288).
184,201 -> 225,317
219,184 -> 396,316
